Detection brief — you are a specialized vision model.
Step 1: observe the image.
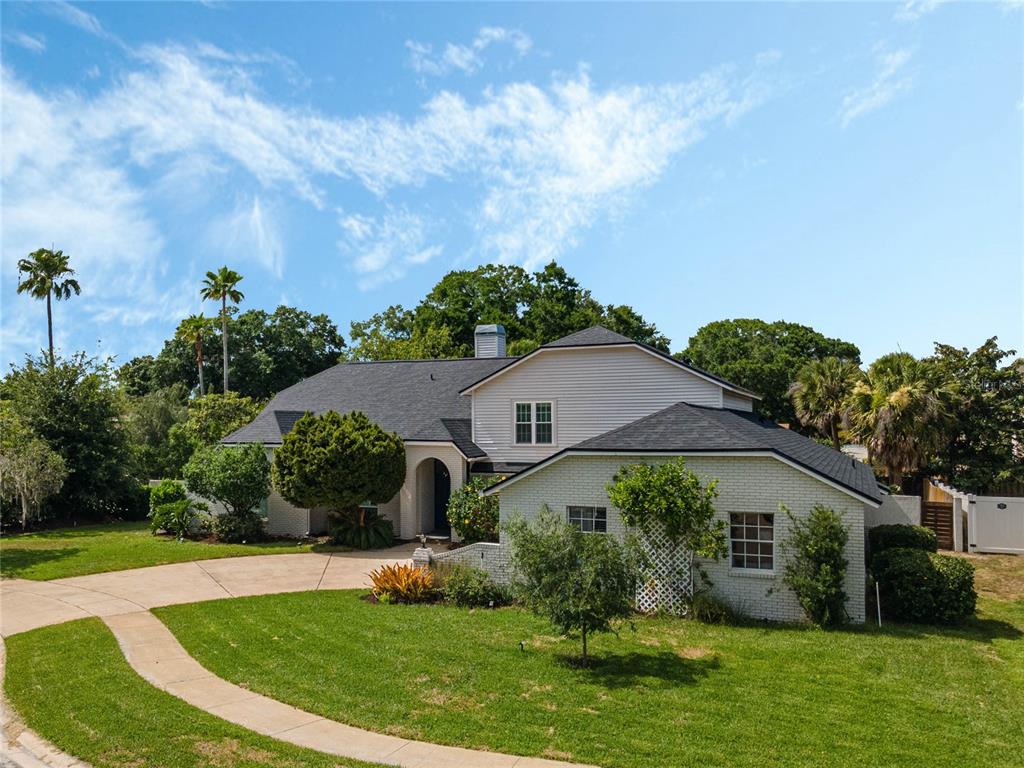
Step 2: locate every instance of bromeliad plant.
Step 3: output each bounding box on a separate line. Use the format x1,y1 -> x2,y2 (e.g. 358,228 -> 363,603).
370,563 -> 436,604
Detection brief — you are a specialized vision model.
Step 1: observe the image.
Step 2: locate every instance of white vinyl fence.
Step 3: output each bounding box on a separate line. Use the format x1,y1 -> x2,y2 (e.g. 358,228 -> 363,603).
933,481 -> 1024,555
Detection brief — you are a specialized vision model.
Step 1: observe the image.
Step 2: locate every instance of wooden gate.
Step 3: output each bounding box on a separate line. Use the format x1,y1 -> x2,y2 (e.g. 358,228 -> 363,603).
921,501 -> 954,550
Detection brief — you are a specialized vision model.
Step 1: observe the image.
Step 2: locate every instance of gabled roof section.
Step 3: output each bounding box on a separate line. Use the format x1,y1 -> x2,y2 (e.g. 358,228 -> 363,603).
222,356 -> 517,447
459,325 -> 760,399
483,401 -> 881,504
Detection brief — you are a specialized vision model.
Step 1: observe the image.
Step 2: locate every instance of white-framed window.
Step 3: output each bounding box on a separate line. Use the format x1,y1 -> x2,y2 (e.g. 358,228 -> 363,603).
514,401 -> 554,445
730,512 -> 774,570
567,505 -> 607,533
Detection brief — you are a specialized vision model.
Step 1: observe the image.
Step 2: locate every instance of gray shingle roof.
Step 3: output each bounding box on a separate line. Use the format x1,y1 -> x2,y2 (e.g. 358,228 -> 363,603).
222,357 -> 514,451
542,326 -> 634,347
571,402 -> 881,502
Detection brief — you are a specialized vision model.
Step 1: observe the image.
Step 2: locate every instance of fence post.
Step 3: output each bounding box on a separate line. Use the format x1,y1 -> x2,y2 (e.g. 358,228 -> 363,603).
952,497 -> 963,553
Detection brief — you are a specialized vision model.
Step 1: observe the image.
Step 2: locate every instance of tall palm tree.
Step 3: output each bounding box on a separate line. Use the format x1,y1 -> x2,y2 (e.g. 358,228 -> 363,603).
175,314 -> 215,396
16,248 -> 81,365
788,357 -> 862,450
846,352 -> 953,489
200,267 -> 244,393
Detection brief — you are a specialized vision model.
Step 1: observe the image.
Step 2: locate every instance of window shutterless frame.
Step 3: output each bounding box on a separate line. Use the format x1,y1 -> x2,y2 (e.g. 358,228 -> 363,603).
567,505 -> 607,533
512,401 -> 554,445
729,512 -> 774,571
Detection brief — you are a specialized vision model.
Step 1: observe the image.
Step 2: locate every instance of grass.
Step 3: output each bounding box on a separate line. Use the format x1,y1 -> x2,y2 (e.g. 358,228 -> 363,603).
156,580 -> 1024,767
3,618 -> 380,768
0,521 -> 328,580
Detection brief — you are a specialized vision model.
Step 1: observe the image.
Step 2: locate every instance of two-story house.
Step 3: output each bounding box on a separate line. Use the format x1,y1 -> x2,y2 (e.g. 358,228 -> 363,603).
224,324 -> 883,622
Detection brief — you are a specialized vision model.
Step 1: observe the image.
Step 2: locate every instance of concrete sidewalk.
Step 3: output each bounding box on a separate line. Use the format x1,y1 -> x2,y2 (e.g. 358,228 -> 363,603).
0,545 -> 417,638
103,611 -> 588,768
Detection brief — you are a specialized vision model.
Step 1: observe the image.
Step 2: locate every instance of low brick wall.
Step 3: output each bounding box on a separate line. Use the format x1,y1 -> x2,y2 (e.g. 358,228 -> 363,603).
415,542 -> 512,583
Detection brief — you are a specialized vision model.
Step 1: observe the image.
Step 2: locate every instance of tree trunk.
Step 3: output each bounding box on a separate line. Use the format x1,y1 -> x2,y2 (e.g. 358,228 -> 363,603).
196,337 -> 205,396
21,493 -> 30,531
581,624 -> 588,663
889,466 -> 903,490
46,291 -> 54,365
221,296 -> 229,394
830,421 -> 841,452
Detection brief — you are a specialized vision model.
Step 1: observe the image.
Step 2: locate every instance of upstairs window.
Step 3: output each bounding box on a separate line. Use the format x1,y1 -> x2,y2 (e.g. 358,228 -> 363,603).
730,512 -> 774,570
514,402 -> 553,445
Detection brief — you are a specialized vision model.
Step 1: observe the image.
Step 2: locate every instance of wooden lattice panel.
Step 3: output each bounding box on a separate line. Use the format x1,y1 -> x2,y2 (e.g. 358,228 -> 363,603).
635,524 -> 692,616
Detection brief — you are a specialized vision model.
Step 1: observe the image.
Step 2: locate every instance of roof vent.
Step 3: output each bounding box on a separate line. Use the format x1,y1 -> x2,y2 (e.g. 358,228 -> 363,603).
474,324 -> 506,358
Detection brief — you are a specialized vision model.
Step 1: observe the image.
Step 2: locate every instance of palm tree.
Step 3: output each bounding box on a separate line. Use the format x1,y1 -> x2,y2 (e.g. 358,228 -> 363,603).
175,314 -> 215,396
788,357 -> 862,450
16,248 -> 81,365
200,267 -> 244,393
846,352 -> 953,489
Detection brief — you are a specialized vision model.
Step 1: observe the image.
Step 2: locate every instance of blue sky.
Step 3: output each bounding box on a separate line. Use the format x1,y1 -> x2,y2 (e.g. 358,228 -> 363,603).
2,1 -> 1021,370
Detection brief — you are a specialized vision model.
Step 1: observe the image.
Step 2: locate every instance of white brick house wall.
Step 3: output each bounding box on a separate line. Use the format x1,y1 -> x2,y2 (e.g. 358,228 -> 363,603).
497,454 -> 867,623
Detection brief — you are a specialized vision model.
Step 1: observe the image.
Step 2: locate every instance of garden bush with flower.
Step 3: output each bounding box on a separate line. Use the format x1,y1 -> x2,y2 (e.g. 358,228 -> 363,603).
446,475 -> 502,542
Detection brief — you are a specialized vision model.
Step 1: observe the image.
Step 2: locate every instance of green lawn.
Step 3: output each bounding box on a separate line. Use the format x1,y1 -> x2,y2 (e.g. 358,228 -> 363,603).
157,591 -> 1024,768
3,618 -> 379,768
0,521 -> 320,580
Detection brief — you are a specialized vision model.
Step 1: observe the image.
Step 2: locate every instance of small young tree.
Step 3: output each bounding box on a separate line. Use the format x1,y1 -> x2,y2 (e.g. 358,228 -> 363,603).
183,443 -> 270,542
781,504 -> 849,626
271,411 -> 405,548
0,404 -> 67,529
606,457 -> 727,613
507,509 -> 638,663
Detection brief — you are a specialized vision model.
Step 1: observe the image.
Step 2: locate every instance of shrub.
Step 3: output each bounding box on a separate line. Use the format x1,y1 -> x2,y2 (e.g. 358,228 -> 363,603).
370,563 -> 435,603
117,483 -> 151,522
868,524 -> 937,556
212,509 -> 265,543
435,564 -> 512,607
331,508 -> 393,549
872,548 -> 976,624
149,480 -> 186,533
689,590 -> 734,625
782,504 -> 849,626
507,509 -> 639,663
150,498 -> 204,539
446,476 -> 500,543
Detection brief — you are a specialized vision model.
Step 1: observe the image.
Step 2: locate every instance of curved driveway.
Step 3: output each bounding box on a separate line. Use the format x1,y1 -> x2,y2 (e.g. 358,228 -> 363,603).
1,546 -> 594,768
0,545 -> 417,638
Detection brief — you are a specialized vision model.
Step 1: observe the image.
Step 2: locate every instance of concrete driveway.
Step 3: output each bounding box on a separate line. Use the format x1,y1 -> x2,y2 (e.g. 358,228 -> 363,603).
0,543 -> 417,638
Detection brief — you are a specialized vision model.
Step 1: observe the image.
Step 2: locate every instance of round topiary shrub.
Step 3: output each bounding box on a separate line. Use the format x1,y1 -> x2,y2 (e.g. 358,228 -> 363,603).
872,547 -> 976,624
446,476 -> 500,543
868,524 -> 938,556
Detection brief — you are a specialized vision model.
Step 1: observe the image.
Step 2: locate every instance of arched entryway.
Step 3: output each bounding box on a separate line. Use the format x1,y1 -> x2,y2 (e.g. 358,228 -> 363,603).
415,457 -> 452,536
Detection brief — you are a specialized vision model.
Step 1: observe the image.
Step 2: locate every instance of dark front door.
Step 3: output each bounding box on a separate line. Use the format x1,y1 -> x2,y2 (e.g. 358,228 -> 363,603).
433,459 -> 451,534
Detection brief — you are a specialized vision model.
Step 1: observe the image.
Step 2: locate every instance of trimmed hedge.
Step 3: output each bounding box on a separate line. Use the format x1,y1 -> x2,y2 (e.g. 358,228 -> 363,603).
868,524 -> 937,556
872,547 -> 976,624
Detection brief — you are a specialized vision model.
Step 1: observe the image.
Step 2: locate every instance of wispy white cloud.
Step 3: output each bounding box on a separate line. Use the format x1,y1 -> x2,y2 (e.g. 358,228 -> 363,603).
894,0 -> 950,22
337,208 -> 443,289
4,32 -> 46,54
839,48 -> 913,128
210,196 -> 285,278
40,1 -> 107,38
407,26 -> 532,77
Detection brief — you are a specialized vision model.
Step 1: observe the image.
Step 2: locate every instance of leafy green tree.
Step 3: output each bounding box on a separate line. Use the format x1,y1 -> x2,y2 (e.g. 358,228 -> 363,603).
681,319 -> 861,424
200,266 -> 245,393
175,315 -> 216,396
928,338 -> 1024,492
507,509 -> 639,663
183,444 -> 269,516
446,476 -> 500,542
122,384 -> 189,481
846,352 -> 953,489
607,457 -> 727,612
788,357 -> 862,450
166,392 -> 263,473
347,261 -> 670,360
117,355 -> 158,398
0,403 -> 68,529
16,248 -> 81,365
271,411 -> 405,548
781,504 -> 849,626
1,353 -> 128,519
125,305 -> 345,399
